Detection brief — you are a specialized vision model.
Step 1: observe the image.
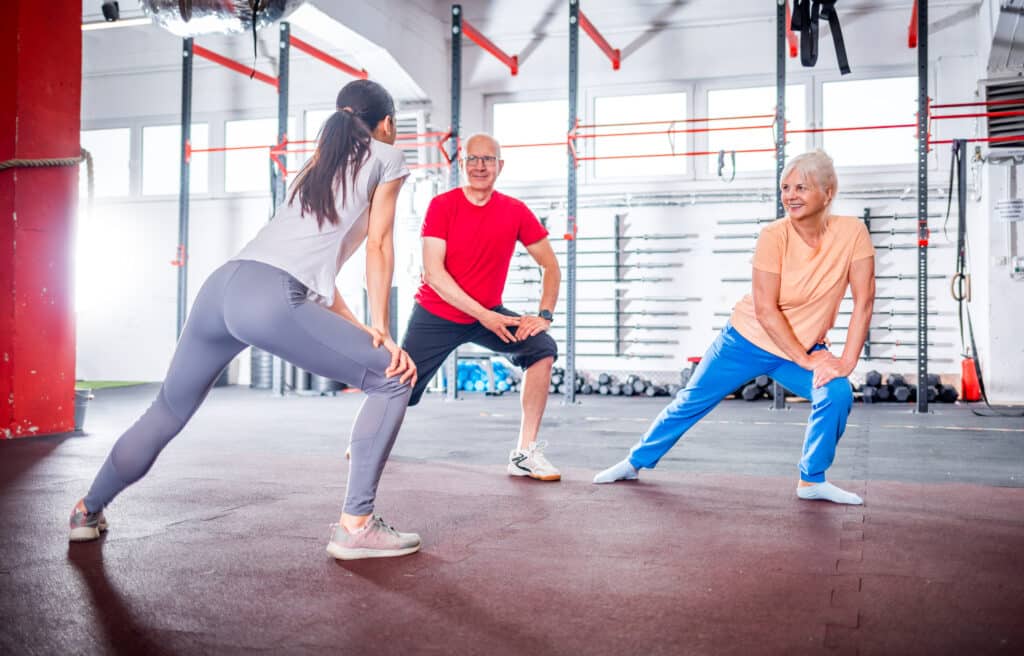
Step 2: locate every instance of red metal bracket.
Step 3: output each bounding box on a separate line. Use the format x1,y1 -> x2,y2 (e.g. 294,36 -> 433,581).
578,10 -> 621,70
908,0 -> 918,48
269,136 -> 288,176
568,120 -> 579,167
184,139 -> 192,164
784,1 -> 798,57
289,35 -> 368,80
193,44 -> 278,88
563,221 -> 578,241
170,245 -> 186,267
462,20 -> 519,75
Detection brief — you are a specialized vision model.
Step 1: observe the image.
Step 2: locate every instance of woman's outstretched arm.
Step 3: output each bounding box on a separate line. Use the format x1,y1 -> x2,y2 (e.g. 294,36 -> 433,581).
838,256 -> 876,375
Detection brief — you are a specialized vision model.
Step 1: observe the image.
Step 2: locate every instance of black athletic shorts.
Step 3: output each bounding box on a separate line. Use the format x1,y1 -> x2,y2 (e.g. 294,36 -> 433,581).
401,303 -> 558,406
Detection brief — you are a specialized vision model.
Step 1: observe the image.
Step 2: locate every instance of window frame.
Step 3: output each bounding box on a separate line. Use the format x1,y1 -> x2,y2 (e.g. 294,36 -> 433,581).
694,72 -> 813,183
485,91 -> 571,191
79,125 -> 134,199
222,114 -> 297,195
812,66 -> 937,175
140,121 -> 211,196
586,85 -> 694,183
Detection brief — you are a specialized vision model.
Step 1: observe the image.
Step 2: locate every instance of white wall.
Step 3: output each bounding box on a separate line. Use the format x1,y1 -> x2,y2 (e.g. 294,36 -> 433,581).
78,1 -> 1023,401
448,1 -> 1024,398
969,0 -> 1024,404
78,11 -> 447,384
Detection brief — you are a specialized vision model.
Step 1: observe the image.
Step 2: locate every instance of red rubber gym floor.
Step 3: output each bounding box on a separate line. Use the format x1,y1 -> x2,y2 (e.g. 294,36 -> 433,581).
1,384 -> 1021,654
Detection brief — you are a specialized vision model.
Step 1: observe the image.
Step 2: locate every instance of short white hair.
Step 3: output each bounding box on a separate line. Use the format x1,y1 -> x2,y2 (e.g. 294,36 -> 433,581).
464,132 -> 502,159
782,149 -> 837,195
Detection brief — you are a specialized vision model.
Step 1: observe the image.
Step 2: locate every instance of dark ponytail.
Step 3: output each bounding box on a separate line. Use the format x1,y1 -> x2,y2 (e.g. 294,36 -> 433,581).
289,79 -> 396,229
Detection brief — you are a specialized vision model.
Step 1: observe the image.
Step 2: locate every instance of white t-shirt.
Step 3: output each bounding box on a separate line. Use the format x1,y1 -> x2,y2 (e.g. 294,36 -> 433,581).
233,139 -> 409,306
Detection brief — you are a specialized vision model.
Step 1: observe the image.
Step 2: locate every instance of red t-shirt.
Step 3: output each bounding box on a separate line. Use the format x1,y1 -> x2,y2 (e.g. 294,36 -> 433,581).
415,188 -> 548,324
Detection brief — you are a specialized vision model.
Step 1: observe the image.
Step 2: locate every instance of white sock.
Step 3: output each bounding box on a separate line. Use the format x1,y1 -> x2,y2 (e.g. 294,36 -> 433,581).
797,481 -> 863,505
593,459 -> 639,484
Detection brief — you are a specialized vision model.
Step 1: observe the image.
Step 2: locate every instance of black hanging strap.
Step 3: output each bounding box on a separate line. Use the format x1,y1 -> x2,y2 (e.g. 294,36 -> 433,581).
248,0 -> 264,79
791,0 -> 851,75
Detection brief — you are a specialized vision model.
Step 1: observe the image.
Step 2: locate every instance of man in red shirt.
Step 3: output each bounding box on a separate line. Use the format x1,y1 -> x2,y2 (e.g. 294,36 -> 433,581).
402,133 -> 562,481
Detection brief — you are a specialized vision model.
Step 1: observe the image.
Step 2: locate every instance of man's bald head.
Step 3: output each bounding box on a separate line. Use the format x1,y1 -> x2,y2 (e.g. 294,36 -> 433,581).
465,133 -> 502,159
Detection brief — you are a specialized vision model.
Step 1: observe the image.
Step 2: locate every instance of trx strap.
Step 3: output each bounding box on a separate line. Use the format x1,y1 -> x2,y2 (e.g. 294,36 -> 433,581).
947,139 -> 1024,417
791,0 -> 851,75
249,0 -> 263,79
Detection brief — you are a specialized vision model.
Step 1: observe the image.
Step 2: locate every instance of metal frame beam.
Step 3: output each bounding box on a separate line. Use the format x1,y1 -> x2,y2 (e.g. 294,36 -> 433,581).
289,34 -> 368,79
176,38 -> 193,339
916,0 -> 929,413
445,5 -> 464,401
192,44 -> 278,88
461,18 -> 518,75
772,0 -> 788,410
577,9 -> 620,70
566,0 -> 581,404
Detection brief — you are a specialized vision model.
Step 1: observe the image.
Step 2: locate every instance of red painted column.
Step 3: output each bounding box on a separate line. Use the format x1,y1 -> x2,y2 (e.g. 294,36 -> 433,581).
0,2 -> 82,438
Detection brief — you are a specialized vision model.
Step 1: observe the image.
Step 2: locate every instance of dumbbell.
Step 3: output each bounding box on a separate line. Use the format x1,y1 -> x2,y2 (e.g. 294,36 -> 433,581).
621,383 -> 635,397
926,373 -> 941,387
937,384 -> 959,403
887,373 -> 906,387
876,385 -> 892,402
754,374 -> 771,388
632,379 -> 648,395
893,385 -> 911,402
864,370 -> 883,387
861,385 -> 878,404
741,383 -> 764,401
581,383 -> 594,395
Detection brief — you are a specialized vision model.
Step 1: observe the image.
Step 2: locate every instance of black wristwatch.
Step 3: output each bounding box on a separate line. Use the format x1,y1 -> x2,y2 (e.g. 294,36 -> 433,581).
538,309 -> 554,323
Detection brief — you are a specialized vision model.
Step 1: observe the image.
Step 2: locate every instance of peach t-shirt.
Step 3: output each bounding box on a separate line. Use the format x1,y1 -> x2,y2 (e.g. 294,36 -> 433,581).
729,215 -> 875,359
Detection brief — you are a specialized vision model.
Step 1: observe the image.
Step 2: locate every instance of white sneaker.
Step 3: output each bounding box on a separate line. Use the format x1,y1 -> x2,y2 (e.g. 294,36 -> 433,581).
507,440 -> 561,481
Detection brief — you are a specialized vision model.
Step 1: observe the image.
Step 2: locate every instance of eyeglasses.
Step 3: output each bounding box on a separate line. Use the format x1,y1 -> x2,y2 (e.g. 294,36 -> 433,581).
463,155 -> 498,167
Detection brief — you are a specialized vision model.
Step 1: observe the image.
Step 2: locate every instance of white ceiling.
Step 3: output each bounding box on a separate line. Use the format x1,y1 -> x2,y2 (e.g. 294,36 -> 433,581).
430,0 -> 982,41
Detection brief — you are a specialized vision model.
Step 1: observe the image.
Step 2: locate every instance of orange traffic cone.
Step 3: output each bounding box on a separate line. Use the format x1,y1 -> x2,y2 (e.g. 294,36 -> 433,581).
961,356 -> 981,402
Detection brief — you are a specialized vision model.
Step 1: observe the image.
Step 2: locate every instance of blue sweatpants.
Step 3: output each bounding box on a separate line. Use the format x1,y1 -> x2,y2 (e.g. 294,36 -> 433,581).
628,323 -> 853,483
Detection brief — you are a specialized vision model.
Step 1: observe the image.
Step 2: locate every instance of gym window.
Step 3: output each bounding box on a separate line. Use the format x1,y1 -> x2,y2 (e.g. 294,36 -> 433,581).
706,85 -> 806,174
298,108 -> 336,170
224,117 -> 296,193
79,128 -> 131,198
492,99 -> 568,183
821,76 -> 917,167
592,92 -> 688,179
141,124 -> 209,195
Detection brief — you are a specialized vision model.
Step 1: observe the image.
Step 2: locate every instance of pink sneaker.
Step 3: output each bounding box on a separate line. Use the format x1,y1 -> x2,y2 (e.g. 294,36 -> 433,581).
68,499 -> 109,542
325,516 -> 421,560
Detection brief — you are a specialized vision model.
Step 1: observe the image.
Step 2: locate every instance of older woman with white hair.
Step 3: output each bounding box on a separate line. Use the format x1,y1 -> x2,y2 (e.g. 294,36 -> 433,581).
594,149 -> 875,505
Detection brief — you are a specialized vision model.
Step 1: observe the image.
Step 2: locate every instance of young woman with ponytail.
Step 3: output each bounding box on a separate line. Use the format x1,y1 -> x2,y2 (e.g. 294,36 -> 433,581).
69,80 -> 423,560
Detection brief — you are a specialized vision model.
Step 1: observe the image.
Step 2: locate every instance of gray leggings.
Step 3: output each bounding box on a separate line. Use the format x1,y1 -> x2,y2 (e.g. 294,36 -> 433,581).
83,259 -> 411,516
